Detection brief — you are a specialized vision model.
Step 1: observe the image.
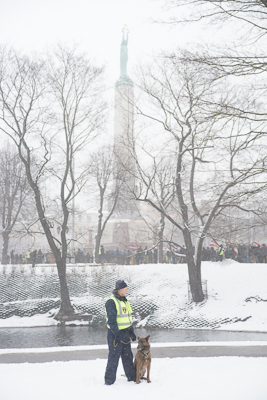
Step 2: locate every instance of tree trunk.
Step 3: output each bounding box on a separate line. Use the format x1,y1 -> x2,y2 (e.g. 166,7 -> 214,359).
55,259 -> 75,317
33,190 -> 75,318
158,213 -> 165,263
1,231 -> 10,265
183,229 -> 204,302
95,235 -> 101,263
95,199 -> 103,264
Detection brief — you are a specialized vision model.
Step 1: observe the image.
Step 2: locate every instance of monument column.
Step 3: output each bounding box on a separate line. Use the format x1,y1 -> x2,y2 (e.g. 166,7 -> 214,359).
113,26 -> 137,218
101,28 -> 153,251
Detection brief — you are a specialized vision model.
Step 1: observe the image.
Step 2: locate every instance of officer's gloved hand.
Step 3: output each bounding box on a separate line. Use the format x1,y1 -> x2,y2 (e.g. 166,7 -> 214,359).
129,327 -> 136,341
114,332 -> 121,347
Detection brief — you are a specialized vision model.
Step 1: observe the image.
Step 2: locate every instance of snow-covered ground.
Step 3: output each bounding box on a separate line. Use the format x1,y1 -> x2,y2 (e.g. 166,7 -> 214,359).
1,356 -> 267,400
1,259 -> 267,331
1,260 -> 267,399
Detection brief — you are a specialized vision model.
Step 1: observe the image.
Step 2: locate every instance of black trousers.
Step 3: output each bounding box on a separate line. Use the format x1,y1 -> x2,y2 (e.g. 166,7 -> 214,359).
104,329 -> 136,385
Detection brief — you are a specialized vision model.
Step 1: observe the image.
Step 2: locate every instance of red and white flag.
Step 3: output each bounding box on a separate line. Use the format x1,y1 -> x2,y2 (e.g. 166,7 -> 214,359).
210,240 -> 219,249
129,245 -> 139,251
253,242 -> 261,247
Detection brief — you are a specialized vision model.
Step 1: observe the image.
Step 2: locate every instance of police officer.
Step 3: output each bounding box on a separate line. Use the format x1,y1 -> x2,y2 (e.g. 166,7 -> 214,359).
218,244 -> 224,262
104,280 -> 136,385
26,250 -> 31,264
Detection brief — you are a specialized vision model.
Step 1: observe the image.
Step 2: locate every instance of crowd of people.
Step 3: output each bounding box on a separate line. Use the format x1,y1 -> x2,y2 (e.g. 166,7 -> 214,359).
201,243 -> 267,263
4,242 -> 267,265
5,245 -> 186,265
7,249 -> 51,265
95,246 -> 187,265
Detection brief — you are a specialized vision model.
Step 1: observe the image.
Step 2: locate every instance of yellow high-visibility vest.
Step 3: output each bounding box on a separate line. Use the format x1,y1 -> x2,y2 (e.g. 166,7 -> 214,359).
105,294 -> 132,330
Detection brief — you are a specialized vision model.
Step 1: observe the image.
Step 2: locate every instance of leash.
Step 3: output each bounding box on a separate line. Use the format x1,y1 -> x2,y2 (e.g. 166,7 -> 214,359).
121,339 -> 131,344
114,339 -> 132,346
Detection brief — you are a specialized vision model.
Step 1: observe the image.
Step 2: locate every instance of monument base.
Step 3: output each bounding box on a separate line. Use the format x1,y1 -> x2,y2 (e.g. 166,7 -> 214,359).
101,218 -> 154,251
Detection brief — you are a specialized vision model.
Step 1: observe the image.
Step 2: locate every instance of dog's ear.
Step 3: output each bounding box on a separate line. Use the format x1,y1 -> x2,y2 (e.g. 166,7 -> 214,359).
145,335 -> 150,341
137,335 -> 141,340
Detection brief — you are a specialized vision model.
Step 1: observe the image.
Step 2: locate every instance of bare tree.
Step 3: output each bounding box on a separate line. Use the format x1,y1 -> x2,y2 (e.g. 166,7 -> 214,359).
0,46 -> 106,318
85,146 -> 123,263
209,206 -> 267,245
145,155 -> 176,262
164,0 -> 267,36
0,145 -> 32,264
131,54 -> 267,302
161,0 -> 267,76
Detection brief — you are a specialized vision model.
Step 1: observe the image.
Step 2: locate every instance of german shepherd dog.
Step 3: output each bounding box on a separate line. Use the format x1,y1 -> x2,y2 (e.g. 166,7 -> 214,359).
134,335 -> 151,384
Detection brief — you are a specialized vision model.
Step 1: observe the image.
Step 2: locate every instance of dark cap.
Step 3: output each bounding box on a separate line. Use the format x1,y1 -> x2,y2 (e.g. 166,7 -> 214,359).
115,280 -> 128,290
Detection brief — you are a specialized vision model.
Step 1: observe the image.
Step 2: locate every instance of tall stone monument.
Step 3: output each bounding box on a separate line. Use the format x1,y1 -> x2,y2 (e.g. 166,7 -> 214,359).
113,26 -> 137,218
101,27 -> 153,251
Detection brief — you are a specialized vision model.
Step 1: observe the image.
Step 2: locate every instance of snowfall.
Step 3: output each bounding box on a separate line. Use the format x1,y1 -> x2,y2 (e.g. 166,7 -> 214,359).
1,259 -> 267,399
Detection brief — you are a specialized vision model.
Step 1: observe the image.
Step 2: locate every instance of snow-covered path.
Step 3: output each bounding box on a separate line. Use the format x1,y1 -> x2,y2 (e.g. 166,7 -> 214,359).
1,356 -> 267,400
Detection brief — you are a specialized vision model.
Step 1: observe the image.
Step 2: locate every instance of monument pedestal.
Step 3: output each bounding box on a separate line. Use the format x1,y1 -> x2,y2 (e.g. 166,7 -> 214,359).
101,218 -> 153,251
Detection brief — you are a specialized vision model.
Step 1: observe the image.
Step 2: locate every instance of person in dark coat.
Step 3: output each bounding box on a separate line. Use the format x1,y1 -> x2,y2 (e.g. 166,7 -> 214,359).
31,249 -> 37,267
104,280 -> 136,385
37,249 -> 43,263
261,244 -> 267,263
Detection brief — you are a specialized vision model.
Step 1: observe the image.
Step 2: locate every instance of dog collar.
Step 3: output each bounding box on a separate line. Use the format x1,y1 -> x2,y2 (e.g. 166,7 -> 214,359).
141,350 -> 149,358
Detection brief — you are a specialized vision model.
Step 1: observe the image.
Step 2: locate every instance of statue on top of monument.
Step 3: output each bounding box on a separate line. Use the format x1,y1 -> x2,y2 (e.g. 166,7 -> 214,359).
116,25 -> 133,87
120,25 -> 129,77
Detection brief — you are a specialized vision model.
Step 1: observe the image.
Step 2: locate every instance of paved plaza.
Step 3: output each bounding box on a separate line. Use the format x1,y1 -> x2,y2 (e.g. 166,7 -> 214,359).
1,343 -> 267,363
